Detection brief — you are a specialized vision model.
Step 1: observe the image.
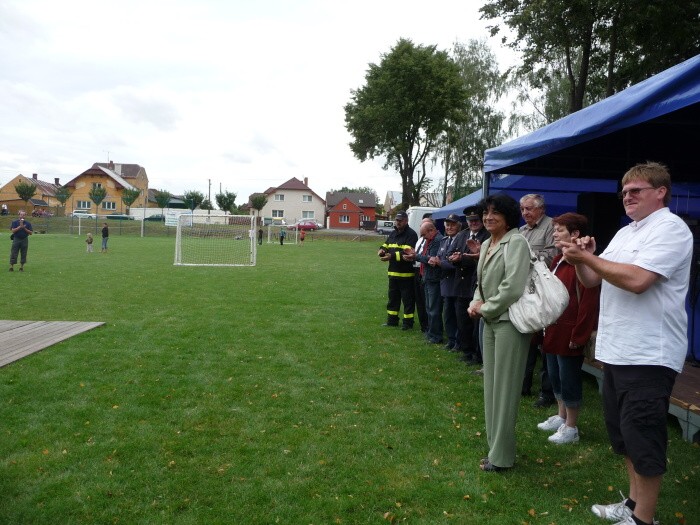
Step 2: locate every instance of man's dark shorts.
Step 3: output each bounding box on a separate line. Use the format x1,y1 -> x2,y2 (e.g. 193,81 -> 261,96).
602,364 -> 677,477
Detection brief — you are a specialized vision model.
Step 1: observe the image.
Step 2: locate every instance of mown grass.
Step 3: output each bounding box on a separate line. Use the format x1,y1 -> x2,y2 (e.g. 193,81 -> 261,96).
0,233 -> 697,524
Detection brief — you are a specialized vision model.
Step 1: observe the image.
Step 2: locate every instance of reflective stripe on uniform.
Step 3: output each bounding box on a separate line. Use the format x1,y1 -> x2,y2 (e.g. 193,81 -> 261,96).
388,271 -> 414,278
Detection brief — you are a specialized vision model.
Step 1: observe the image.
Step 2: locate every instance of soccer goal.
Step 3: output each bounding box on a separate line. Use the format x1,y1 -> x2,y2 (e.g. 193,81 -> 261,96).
174,214 -> 256,266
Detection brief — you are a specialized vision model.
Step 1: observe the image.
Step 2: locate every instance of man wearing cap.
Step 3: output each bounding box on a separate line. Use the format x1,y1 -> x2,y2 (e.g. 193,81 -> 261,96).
448,207 -> 489,363
519,194 -> 557,407
378,211 -> 419,329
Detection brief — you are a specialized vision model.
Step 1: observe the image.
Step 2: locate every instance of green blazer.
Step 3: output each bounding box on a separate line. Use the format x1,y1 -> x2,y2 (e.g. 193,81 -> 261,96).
472,228 -> 531,323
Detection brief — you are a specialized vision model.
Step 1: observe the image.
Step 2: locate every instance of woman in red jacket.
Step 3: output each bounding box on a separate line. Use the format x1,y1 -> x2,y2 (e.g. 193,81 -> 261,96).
537,212 -> 600,444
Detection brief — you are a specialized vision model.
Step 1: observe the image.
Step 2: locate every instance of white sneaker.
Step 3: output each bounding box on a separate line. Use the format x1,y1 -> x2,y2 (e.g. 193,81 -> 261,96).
537,415 -> 565,431
591,493 -> 632,521
548,424 -> 579,444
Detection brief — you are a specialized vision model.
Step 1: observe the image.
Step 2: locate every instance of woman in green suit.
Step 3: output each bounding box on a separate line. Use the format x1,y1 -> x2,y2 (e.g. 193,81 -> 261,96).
468,194 -> 532,472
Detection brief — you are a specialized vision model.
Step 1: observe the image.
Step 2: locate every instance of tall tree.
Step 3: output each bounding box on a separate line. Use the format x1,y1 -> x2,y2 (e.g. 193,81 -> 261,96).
121,188 -> 141,214
345,38 -> 469,209
480,0 -> 700,113
183,190 -> 204,212
14,181 -> 37,206
88,186 -> 107,228
200,199 -> 214,211
54,186 -> 71,214
249,194 -> 268,226
216,191 -> 237,214
436,40 -> 509,201
154,190 -> 171,220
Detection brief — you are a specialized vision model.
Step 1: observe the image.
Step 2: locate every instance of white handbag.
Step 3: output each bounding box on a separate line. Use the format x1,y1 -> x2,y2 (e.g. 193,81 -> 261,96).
505,238 -> 570,334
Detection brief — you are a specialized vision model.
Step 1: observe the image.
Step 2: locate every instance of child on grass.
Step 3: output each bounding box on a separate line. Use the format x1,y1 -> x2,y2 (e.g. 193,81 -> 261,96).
85,232 -> 94,253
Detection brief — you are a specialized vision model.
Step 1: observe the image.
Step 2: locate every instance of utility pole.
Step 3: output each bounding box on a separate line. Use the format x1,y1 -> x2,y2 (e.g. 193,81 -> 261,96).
208,179 -> 211,215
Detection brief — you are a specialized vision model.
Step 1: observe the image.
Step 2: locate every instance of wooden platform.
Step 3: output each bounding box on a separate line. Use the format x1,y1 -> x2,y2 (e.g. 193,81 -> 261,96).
582,357 -> 700,443
0,320 -> 104,368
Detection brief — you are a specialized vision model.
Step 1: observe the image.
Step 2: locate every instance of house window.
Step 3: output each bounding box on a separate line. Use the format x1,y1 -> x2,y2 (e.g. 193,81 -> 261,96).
342,204 -> 347,209
302,195 -> 312,202
272,210 -> 284,218
77,201 -> 91,209
102,201 -> 116,210
274,194 -> 285,202
92,182 -> 103,189
339,215 -> 350,223
302,211 -> 314,219
362,214 -> 370,221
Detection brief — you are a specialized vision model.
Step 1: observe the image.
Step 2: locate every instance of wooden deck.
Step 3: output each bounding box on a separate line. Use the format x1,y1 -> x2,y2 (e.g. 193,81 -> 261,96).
0,320 -> 104,368
582,358 -> 700,443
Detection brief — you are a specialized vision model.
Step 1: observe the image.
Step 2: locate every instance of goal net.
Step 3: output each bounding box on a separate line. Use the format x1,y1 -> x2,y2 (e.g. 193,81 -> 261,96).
174,214 -> 256,266
266,224 -> 297,244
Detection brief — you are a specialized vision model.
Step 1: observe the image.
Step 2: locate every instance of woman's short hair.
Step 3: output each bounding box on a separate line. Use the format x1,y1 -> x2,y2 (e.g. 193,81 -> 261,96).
621,161 -> 671,206
552,212 -> 589,237
478,193 -> 521,230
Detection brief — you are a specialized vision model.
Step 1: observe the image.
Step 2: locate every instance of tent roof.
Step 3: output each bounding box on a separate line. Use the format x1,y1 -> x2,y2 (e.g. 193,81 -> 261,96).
432,190 -> 483,220
483,54 -> 700,182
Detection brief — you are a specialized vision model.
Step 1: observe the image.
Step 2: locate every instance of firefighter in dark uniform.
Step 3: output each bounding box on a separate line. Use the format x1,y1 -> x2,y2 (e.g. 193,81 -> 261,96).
378,211 -> 418,330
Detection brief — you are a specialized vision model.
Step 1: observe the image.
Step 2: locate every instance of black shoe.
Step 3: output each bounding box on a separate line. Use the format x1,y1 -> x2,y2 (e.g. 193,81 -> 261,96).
382,323 -> 398,327
443,343 -> 455,350
401,325 -> 413,331
521,389 -> 532,397
533,396 -> 555,408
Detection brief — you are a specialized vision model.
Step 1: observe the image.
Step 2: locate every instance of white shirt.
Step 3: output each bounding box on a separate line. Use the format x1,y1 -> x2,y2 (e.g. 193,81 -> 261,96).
596,207 -> 692,372
414,237 -> 426,268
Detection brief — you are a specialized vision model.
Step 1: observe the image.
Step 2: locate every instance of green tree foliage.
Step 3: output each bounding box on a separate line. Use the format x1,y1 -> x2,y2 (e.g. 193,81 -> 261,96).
154,190 -> 171,219
183,190 -> 205,211
215,191 -> 237,214
89,186 -> 107,227
480,0 -> 700,114
249,194 -> 268,226
436,40 -> 509,201
121,188 -> 141,213
54,186 -> 71,208
200,199 -> 214,211
14,181 -> 37,205
345,38 -> 468,209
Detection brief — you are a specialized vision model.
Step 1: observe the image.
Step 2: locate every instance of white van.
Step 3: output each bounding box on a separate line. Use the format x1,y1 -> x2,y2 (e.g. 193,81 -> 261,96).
406,206 -> 438,234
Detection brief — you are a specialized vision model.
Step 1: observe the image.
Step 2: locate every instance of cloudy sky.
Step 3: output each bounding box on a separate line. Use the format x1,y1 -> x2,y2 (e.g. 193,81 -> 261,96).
0,0 -> 517,205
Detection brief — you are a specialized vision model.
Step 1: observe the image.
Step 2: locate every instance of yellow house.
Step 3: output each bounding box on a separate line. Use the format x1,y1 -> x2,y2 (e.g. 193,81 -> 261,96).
0,173 -> 62,214
64,161 -> 149,215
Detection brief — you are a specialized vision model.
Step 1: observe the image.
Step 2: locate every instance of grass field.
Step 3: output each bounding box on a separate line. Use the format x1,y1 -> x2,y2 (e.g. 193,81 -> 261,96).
0,233 -> 697,524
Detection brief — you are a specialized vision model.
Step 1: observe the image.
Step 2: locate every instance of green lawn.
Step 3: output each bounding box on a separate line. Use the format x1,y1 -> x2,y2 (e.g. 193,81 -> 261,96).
0,234 -> 697,524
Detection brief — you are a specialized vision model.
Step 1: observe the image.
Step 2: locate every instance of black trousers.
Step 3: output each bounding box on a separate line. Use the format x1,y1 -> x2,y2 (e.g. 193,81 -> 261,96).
414,273 -> 428,331
522,339 -> 553,398
386,277 -> 415,326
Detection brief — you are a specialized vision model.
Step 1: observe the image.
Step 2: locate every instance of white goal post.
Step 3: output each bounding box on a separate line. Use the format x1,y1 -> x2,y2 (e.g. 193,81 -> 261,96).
174,214 -> 256,266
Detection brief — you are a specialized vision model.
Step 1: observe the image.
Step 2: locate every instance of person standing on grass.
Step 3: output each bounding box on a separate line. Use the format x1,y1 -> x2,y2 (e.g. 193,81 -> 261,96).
9,209 -> 33,272
85,232 -> 94,253
561,162 -> 691,525
258,227 -> 263,245
467,194 -> 531,473
299,229 -> 306,246
519,193 -> 557,408
101,222 -> 109,252
537,213 -> 599,445
279,227 -> 286,245
406,220 -> 443,344
378,211 -> 418,330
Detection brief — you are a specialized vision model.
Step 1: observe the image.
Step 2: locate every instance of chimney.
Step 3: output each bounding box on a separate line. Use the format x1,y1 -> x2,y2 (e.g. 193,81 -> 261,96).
32,173 -> 38,180
108,160 -> 115,170
54,178 -> 60,185
303,177 -> 308,186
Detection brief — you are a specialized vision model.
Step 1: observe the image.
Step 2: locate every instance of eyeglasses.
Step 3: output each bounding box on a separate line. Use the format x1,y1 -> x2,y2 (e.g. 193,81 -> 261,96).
617,187 -> 656,199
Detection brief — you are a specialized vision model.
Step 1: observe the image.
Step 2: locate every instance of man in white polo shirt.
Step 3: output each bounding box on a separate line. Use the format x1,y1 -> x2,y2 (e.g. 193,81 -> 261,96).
561,162 -> 692,525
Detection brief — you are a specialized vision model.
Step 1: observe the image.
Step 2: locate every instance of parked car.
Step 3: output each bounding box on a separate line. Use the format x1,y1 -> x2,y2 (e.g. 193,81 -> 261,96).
289,220 -> 319,231
144,214 -> 165,222
375,220 -> 395,235
107,213 -> 134,220
71,210 -> 96,219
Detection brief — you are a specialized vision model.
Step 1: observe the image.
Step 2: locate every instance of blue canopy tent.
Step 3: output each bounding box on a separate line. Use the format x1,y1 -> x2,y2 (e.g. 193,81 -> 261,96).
482,54 -> 700,359
432,189 -> 483,220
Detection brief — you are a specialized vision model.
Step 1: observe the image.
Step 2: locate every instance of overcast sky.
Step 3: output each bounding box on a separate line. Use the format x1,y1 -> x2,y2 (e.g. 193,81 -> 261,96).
0,0 -> 517,205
